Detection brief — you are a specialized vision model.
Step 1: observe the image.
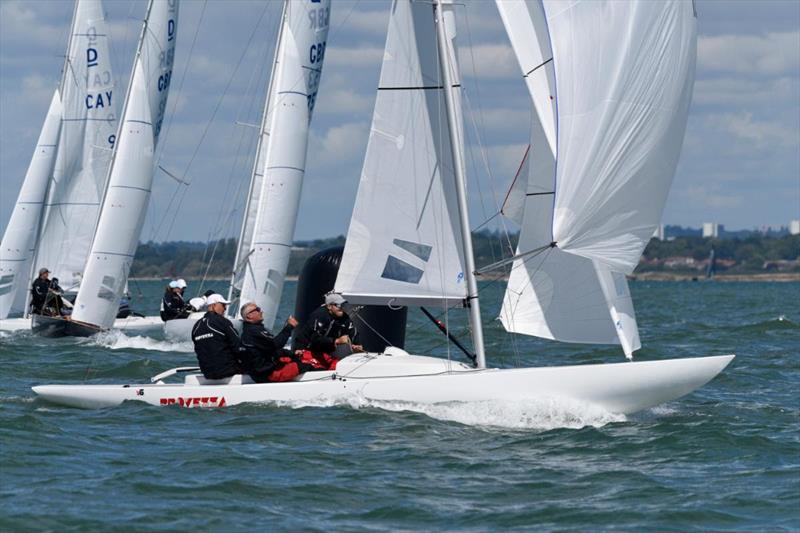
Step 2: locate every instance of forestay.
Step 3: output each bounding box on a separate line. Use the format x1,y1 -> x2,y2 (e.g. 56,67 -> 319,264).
496,0 -> 640,357
72,0 -> 179,328
335,0 -> 468,308
34,0 -> 118,294
0,93 -> 62,318
233,0 -> 330,329
545,0 -> 697,274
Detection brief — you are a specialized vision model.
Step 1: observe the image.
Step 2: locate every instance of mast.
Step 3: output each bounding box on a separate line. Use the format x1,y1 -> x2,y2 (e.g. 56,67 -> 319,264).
227,0 -> 288,308
433,0 -> 486,368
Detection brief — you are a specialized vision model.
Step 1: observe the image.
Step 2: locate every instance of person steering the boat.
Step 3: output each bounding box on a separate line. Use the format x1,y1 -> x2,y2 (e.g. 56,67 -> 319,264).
239,302 -> 312,382
29,268 -> 51,315
292,292 -> 363,355
160,280 -> 190,321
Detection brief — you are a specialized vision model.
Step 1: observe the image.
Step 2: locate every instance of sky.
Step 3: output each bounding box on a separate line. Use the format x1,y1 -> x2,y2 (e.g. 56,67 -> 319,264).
1,0 -> 798,243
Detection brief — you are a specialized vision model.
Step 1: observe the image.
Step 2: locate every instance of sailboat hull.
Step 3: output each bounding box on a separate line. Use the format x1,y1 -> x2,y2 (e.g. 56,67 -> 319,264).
30,315 -> 102,337
32,351 -> 734,415
1,315 -> 164,335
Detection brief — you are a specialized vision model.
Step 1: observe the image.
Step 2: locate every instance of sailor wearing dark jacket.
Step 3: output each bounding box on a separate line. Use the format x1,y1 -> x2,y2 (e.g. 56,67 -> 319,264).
160,280 -> 188,321
30,267 -> 51,315
239,302 -> 306,383
191,294 -> 247,379
292,292 -> 363,353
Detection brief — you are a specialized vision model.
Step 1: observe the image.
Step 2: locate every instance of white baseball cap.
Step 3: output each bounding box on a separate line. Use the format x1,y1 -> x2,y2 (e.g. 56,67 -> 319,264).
168,280 -> 179,289
325,292 -> 346,306
206,294 -> 230,306
176,279 -> 187,289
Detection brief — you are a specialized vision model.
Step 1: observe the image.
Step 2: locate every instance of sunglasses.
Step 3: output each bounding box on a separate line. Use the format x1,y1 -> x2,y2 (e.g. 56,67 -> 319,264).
247,306 -> 262,315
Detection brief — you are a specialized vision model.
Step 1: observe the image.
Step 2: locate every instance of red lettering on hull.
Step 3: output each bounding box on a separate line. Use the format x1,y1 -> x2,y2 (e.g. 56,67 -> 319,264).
159,396 -> 227,408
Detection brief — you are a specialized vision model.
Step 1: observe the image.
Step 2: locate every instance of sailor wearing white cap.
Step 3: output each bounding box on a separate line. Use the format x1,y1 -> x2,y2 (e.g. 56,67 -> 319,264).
191,293 -> 249,379
160,279 -> 189,322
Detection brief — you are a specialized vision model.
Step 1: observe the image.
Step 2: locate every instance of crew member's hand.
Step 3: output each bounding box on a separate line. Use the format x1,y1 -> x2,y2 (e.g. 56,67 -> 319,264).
335,335 -> 350,345
287,316 -> 299,328
352,344 -> 364,353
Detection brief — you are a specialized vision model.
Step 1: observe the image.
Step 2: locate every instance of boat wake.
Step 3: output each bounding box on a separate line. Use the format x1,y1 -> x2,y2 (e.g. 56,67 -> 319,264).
276,395 -> 626,431
87,330 -> 194,353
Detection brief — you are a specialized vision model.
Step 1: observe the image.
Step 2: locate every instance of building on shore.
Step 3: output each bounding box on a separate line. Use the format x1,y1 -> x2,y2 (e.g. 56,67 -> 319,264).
790,220 -> 800,236
702,222 -> 721,238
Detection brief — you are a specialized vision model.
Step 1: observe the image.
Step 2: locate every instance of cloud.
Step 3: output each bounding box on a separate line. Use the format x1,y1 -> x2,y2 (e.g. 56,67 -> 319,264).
308,121 -> 370,169
698,31 -> 800,76
686,185 -> 744,209
705,111 -> 799,149
458,44 -> 516,79
693,76 -> 799,107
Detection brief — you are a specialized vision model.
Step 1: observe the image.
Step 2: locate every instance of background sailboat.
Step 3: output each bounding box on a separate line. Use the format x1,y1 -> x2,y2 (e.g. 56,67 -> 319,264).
163,0 -> 331,340
32,0 -> 180,336
0,0 -> 117,322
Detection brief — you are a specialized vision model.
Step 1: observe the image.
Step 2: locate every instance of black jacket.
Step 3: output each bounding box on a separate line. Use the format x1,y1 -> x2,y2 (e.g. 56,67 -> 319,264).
161,290 -> 186,321
30,278 -> 50,313
292,306 -> 357,351
191,312 -> 247,379
239,321 -> 295,383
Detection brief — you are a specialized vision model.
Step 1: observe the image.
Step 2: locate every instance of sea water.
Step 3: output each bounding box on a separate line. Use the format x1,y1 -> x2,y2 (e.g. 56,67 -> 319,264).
1,281 -> 797,531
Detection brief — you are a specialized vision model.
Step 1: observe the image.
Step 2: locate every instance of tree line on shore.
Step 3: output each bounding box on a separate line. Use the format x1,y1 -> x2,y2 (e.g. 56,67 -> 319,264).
130,232 -> 800,279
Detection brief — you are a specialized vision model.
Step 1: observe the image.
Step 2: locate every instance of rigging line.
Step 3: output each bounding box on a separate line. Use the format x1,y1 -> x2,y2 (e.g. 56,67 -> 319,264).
159,3 -> 273,244
476,241 -> 555,275
471,211 -> 501,233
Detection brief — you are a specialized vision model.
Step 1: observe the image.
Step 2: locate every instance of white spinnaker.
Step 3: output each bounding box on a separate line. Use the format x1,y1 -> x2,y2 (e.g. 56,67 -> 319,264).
545,0 -> 697,274
335,0 -> 468,308
235,0 -> 330,329
34,0 -> 118,293
72,0 -> 179,329
0,92 -> 62,318
496,0 -> 640,356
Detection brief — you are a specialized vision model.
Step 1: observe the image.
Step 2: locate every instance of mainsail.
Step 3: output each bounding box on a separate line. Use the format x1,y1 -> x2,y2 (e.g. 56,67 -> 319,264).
0,93 -> 62,318
34,0 -> 119,294
0,0 -> 116,318
496,0 -> 641,356
231,0 -> 331,329
72,0 -> 179,329
335,0 -> 469,308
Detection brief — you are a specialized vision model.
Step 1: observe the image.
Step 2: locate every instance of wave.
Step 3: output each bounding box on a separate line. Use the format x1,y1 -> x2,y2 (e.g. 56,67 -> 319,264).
87,330 -> 194,353
275,395 -> 626,431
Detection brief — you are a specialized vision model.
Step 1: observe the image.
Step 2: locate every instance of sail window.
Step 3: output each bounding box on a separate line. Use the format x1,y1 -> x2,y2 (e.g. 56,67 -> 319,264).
392,239 -> 432,262
381,256 -> 424,284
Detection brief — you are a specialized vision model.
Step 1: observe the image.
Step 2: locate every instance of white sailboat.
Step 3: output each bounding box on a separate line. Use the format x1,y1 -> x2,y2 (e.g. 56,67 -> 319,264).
163,0 -> 331,340
31,0 -> 180,337
33,0 -> 733,413
1,0 -> 117,325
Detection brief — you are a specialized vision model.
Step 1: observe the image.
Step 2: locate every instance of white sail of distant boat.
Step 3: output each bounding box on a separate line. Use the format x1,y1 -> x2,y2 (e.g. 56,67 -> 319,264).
33,0 -> 734,415
229,0 -> 331,329
0,0 -> 116,320
69,0 -> 179,331
495,0 -> 640,358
